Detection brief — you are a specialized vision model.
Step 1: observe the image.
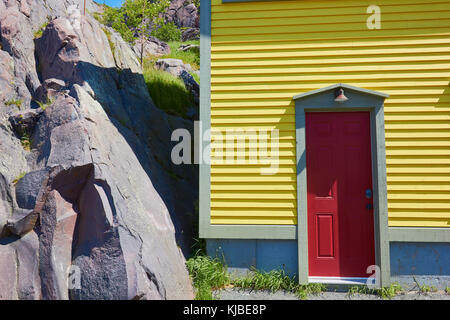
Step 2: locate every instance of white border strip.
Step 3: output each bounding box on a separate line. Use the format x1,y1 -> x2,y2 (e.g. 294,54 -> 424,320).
308,277 -> 369,285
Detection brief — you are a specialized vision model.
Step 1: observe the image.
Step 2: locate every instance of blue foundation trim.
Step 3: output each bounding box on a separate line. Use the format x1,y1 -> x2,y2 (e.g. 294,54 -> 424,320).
390,242 -> 450,289
207,239 -> 298,277
390,242 -> 450,276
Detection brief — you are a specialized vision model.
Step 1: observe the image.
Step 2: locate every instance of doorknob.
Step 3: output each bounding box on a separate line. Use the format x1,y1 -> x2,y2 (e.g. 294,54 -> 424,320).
365,189 -> 373,199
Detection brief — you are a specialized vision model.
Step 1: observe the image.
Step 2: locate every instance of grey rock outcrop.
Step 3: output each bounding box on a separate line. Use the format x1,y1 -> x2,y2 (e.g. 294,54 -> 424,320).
0,1 -> 197,300
5,208 -> 38,236
133,36 -> 171,58
0,0 -> 100,105
181,28 -> 200,42
0,50 -> 16,105
14,169 -> 47,210
178,43 -> 199,54
155,58 -> 194,77
166,0 -> 199,29
8,109 -> 44,138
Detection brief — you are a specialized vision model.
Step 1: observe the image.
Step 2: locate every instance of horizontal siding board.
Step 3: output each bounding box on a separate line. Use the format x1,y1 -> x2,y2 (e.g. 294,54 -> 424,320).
210,0 -> 450,227
211,0 -> 450,12
211,29 -> 450,43
212,4 -> 450,20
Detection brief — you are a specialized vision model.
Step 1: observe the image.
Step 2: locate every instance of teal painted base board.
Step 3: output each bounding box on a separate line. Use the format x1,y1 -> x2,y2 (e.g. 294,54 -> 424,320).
206,239 -> 298,277
390,242 -> 450,289
390,242 -> 450,276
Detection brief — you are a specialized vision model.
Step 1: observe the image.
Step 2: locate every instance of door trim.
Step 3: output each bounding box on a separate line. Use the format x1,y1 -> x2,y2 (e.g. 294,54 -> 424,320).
294,84 -> 390,287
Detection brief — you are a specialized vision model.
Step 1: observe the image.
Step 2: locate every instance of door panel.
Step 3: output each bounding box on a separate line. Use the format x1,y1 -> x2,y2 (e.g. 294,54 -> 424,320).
316,214 -> 334,258
306,112 -> 375,278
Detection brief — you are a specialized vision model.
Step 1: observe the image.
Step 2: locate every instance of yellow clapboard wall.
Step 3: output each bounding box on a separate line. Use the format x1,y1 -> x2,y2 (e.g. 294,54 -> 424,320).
209,0 -> 450,227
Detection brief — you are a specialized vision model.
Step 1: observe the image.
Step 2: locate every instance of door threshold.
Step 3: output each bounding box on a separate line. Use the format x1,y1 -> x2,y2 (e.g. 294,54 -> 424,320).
309,276 -> 369,285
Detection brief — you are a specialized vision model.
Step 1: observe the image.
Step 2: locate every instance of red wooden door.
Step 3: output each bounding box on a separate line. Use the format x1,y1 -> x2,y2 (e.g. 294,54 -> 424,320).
306,112 -> 375,278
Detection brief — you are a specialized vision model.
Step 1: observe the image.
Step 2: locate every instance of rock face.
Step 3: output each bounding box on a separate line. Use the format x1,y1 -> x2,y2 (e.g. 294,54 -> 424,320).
178,44 -> 200,54
155,58 -> 195,77
0,50 -> 16,104
0,0 -> 101,105
0,1 -> 196,300
166,0 -> 199,28
181,27 -> 200,42
133,36 -> 171,58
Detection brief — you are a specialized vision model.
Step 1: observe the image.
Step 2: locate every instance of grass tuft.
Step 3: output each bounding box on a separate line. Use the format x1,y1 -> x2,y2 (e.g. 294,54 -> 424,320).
233,269 -> 295,293
143,61 -> 194,117
5,99 -> 23,110
20,133 -> 31,151
186,253 -> 230,300
186,255 -> 328,300
347,283 -> 403,299
34,98 -> 53,111
34,21 -> 49,39
234,269 -> 327,300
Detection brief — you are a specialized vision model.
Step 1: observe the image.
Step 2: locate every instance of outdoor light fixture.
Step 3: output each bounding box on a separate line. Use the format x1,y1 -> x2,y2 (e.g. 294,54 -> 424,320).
334,88 -> 349,103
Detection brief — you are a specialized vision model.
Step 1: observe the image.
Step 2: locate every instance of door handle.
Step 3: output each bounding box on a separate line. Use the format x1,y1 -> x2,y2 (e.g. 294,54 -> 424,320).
365,189 -> 373,199
366,203 -> 373,210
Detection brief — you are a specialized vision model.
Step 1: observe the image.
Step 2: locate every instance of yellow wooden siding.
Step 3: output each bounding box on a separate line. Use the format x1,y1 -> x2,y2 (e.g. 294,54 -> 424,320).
209,0 -> 450,227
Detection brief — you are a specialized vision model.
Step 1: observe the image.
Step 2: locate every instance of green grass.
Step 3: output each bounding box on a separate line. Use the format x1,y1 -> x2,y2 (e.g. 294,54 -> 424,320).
141,40 -> 200,117
185,254 -> 408,300
164,40 -> 200,70
377,283 -> 403,299
5,99 -> 23,109
186,254 -> 231,300
34,98 -> 53,111
34,21 -> 49,39
417,284 -> 438,294
190,71 -> 200,83
143,60 -> 194,117
346,283 -> 403,299
20,133 -> 31,151
234,269 -> 327,300
445,287 -> 450,294
186,254 -> 327,300
233,269 -> 296,293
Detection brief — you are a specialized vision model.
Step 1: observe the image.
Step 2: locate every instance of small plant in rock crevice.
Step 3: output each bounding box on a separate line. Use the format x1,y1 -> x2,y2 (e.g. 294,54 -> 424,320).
12,172 -> 27,185
5,99 -> 23,110
34,98 -> 53,111
20,133 -> 31,151
34,20 -> 49,39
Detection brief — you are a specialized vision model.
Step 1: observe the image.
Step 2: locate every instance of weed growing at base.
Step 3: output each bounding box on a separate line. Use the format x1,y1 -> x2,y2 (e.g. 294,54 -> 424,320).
347,282 -> 403,299
186,254 -> 230,300
186,254 -> 327,300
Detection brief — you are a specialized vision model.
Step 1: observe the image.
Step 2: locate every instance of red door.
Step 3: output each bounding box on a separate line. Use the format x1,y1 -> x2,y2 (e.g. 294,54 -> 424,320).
306,112 -> 375,278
